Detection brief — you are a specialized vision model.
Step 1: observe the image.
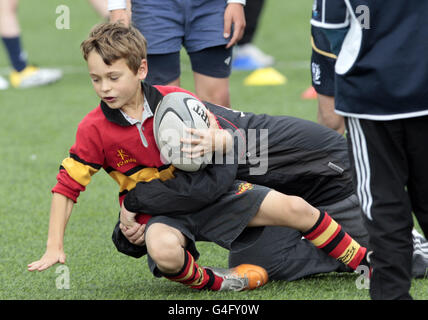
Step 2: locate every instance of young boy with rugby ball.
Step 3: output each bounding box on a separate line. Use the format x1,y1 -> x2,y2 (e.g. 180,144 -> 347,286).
28,23 -> 369,291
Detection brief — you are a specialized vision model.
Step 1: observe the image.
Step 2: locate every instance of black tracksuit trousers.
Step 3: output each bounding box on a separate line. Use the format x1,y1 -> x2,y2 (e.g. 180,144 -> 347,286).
346,115 -> 428,300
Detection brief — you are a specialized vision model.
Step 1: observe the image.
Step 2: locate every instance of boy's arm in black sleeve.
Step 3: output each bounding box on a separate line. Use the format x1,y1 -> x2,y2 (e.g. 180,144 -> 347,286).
111,158 -> 238,258
123,105 -> 246,216
123,159 -> 238,215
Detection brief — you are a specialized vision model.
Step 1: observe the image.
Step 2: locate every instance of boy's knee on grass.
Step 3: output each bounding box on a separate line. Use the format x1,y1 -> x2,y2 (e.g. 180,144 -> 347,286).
145,223 -> 186,273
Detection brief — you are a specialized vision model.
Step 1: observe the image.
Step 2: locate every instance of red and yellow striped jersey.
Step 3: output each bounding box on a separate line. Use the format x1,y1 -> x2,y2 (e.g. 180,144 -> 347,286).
52,83 -> 198,204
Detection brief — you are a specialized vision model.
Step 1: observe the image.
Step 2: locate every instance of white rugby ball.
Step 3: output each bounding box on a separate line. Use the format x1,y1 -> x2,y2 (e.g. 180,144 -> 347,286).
153,92 -> 213,172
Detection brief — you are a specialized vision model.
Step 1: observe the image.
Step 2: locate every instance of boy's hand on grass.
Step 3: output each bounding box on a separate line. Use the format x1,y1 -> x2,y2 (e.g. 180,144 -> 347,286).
27,249 -> 66,272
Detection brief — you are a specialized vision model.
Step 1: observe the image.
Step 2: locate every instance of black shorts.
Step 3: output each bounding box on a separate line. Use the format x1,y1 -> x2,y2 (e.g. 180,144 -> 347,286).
145,45 -> 233,85
146,180 -> 270,277
311,26 -> 336,97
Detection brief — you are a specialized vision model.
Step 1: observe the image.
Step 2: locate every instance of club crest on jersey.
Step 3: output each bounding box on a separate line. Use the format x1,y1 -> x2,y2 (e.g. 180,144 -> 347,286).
235,182 -> 254,195
116,149 -> 137,167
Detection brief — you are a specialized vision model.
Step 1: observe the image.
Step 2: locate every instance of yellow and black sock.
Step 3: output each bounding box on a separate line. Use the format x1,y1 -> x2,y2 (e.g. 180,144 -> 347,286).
303,211 -> 367,270
161,250 -> 223,290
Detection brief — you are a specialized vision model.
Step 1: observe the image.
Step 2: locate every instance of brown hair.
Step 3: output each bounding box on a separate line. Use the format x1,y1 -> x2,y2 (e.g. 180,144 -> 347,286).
80,22 -> 147,74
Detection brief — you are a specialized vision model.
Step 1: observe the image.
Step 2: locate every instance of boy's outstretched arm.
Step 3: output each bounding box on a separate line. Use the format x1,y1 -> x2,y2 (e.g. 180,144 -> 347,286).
28,193 -> 74,272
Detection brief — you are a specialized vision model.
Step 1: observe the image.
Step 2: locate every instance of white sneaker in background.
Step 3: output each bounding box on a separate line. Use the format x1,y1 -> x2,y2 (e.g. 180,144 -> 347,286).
10,65 -> 62,88
233,44 -> 275,70
0,75 -> 9,90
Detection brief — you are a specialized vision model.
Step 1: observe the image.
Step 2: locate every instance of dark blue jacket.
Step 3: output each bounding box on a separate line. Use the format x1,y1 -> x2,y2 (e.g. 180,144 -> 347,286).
312,0 -> 428,120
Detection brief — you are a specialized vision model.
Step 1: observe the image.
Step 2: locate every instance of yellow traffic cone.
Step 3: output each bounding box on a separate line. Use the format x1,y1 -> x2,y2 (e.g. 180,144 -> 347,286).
243,67 -> 287,86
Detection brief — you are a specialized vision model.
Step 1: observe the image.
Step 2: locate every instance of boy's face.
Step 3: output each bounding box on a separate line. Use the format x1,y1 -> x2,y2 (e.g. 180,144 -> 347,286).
87,50 -> 147,109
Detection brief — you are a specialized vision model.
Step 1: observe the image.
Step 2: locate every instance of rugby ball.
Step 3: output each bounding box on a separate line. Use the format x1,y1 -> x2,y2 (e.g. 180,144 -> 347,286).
153,92 -> 213,172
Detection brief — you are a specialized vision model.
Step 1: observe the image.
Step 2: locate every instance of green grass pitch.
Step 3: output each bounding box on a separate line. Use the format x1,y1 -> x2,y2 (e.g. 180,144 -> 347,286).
0,0 -> 427,300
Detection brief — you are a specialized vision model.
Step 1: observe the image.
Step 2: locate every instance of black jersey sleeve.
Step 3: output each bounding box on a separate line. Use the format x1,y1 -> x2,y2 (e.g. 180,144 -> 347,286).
123,102 -> 247,216
123,158 -> 238,215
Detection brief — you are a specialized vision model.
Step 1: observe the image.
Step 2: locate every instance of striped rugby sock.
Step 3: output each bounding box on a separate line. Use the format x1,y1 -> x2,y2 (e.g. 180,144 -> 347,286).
161,250 -> 223,290
303,211 -> 367,270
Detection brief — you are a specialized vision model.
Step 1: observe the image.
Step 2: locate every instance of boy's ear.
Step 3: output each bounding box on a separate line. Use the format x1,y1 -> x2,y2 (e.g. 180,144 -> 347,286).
138,59 -> 148,81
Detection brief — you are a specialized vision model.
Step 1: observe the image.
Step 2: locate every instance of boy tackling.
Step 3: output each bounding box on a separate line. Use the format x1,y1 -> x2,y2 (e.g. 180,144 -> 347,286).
28,23 -> 370,291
